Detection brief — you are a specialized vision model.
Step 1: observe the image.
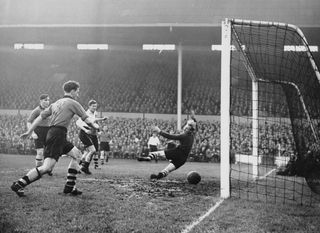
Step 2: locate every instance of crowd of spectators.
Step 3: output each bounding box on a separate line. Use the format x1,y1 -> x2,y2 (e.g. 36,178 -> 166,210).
0,114 -> 33,154
0,51 -> 289,116
0,50 -> 310,163
0,113 -> 297,163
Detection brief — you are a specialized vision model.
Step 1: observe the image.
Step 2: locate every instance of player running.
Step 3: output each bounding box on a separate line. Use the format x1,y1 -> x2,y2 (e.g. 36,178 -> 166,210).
11,80 -> 99,197
27,94 -> 51,175
77,100 -> 107,174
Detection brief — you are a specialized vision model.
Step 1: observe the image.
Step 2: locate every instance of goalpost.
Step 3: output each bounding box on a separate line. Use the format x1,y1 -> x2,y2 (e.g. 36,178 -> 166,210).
220,18 -> 320,205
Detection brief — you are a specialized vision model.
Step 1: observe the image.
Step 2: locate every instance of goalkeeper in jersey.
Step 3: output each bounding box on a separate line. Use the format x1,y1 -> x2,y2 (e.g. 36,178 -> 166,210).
138,112 -> 197,180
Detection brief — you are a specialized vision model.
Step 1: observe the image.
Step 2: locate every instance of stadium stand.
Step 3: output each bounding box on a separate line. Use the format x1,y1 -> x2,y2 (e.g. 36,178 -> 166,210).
0,50 -> 294,117
0,113 -> 294,163
0,49 -> 298,160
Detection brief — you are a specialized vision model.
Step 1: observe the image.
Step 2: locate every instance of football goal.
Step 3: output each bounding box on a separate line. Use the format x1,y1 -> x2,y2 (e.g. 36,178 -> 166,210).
220,18 -> 320,205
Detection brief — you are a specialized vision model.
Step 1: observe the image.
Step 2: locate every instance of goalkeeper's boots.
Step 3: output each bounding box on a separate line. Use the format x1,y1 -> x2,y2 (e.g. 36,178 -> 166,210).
63,186 -> 83,196
11,182 -> 25,197
150,172 -> 165,180
137,156 -> 151,162
150,174 -> 157,179
276,158 -> 296,176
276,168 -> 291,176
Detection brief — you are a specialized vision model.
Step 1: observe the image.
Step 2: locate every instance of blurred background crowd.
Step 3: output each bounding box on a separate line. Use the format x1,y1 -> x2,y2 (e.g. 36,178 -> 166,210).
0,114 -> 294,163
0,51 -> 289,117
0,51 -> 296,162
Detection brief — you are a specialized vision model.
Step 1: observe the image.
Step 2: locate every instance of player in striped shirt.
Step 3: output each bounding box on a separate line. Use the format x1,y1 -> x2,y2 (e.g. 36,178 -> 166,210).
77,100 -> 107,174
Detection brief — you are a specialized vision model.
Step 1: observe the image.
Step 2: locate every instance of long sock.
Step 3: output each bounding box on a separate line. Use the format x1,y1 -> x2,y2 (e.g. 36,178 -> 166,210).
17,176 -> 30,188
64,168 -> 78,193
35,158 -> 43,167
93,153 -> 99,168
18,168 -> 42,187
81,161 -> 91,174
148,152 -> 159,160
85,151 -> 94,163
100,152 -> 105,165
149,151 -> 165,160
35,149 -> 44,167
160,169 -> 169,177
160,163 -> 176,178
80,150 -> 89,163
82,161 -> 88,168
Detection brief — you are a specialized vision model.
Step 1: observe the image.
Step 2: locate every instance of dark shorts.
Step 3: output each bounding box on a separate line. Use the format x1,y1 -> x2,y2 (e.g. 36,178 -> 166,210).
167,142 -> 177,150
79,130 -> 99,151
100,141 -> 110,151
34,126 -> 49,149
164,147 -> 188,169
149,145 -> 158,152
44,126 -> 74,161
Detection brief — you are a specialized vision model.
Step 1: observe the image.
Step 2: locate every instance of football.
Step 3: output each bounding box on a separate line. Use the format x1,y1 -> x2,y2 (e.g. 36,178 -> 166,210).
187,171 -> 201,184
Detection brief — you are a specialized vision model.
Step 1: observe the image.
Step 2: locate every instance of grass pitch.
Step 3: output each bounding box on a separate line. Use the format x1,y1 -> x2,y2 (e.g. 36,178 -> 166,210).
1,154 -> 320,233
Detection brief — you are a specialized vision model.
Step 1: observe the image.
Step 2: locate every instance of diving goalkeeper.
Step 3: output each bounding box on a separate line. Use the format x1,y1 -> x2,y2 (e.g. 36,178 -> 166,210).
138,111 -> 197,180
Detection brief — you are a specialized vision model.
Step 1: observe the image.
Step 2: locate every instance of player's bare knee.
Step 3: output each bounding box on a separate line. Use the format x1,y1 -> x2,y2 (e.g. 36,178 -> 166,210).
36,148 -> 44,155
67,147 -> 82,160
36,148 -> 44,159
88,145 -> 96,153
39,158 -> 56,174
38,164 -> 53,174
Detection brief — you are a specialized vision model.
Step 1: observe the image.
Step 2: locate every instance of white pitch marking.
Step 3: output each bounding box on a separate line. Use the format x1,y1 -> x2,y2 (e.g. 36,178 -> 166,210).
255,168 -> 276,180
181,198 -> 224,233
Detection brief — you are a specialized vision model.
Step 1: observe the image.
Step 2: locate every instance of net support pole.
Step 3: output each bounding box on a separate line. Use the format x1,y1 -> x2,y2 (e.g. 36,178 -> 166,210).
177,43 -> 182,131
220,18 -> 231,198
252,80 -> 259,178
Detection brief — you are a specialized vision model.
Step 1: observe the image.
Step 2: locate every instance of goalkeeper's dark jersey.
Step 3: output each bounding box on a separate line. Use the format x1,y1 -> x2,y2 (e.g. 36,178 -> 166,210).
159,131 -> 194,155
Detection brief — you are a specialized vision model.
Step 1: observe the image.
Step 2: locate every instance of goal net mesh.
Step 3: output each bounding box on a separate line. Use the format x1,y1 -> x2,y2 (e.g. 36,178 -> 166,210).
228,19 -> 320,205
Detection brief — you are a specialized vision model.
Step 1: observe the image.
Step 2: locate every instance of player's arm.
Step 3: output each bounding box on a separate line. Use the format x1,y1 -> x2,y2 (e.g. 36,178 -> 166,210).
189,110 -> 198,131
72,101 -> 99,131
84,117 -> 99,130
94,116 -> 108,122
151,126 -> 185,140
190,110 -> 195,119
159,131 -> 186,140
22,106 -> 51,139
21,115 -> 44,139
76,117 -> 92,134
27,121 -> 38,139
27,109 -> 39,139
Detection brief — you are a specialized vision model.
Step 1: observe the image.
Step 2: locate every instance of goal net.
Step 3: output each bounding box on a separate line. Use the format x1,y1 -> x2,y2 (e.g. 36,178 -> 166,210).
220,18 -> 320,205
